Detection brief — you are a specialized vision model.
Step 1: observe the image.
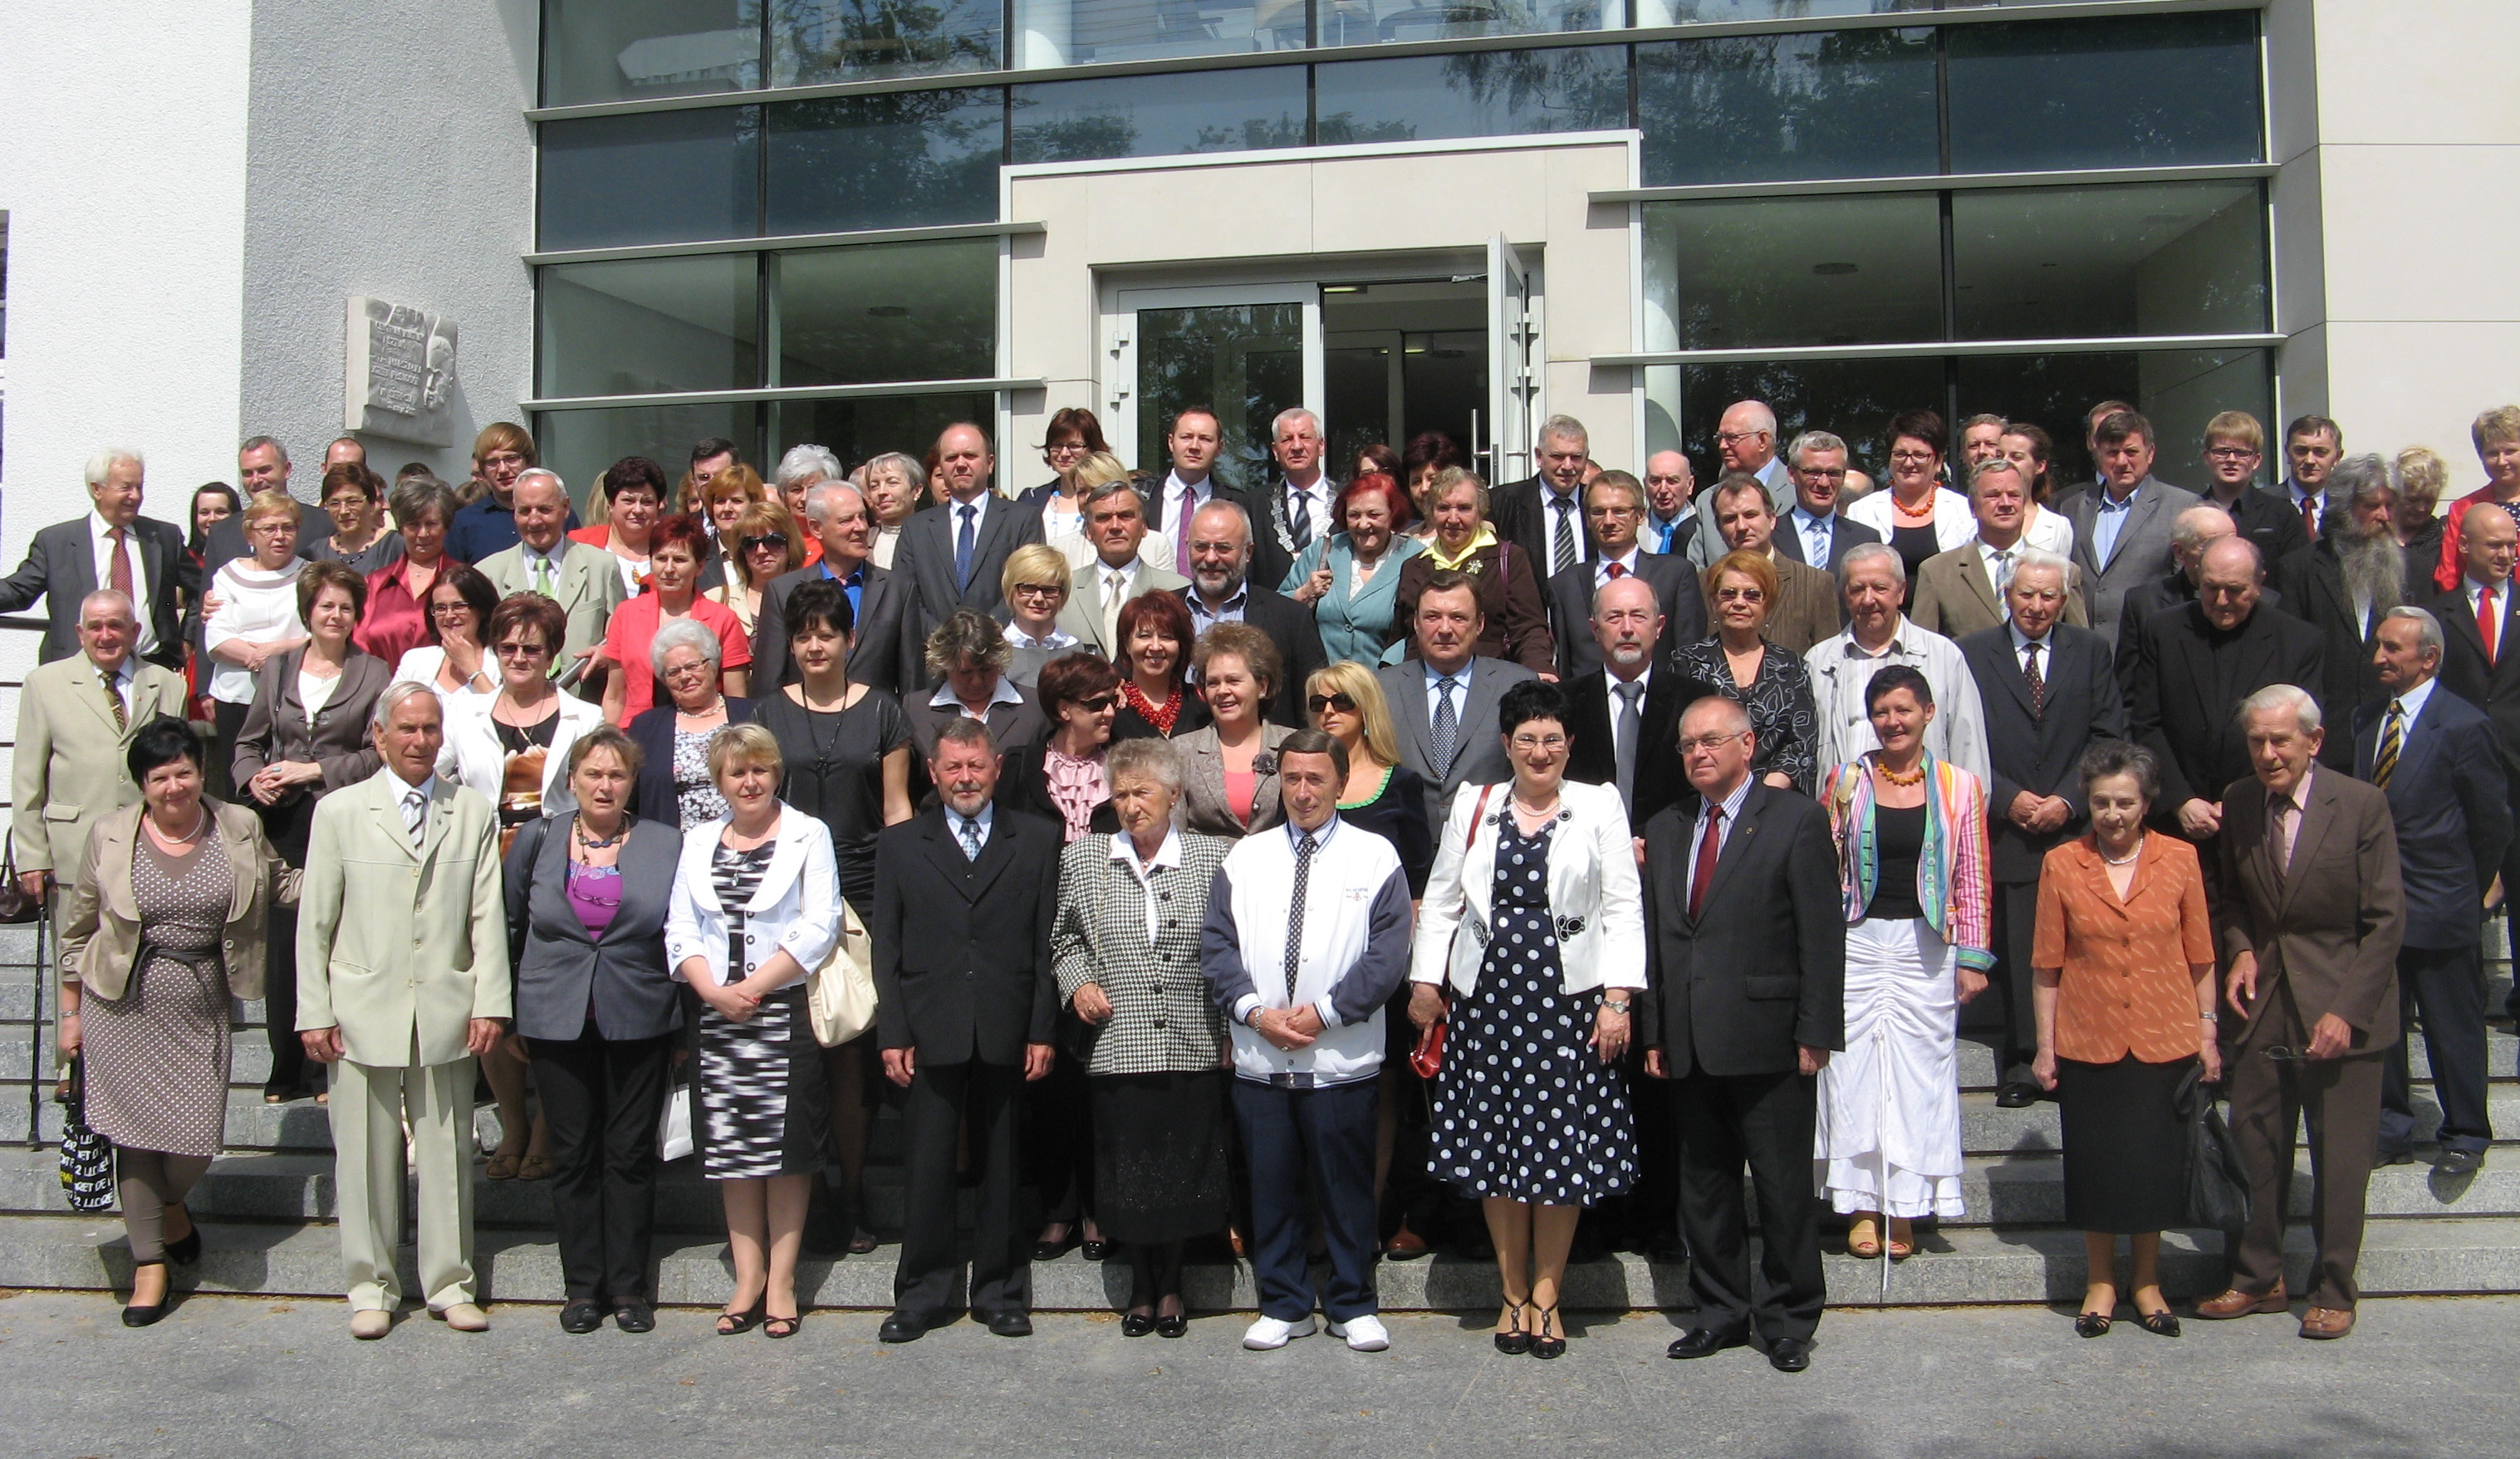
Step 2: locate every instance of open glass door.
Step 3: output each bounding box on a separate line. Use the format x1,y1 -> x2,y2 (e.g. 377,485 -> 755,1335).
1106,282 -> 1322,493
1486,235 -> 1540,485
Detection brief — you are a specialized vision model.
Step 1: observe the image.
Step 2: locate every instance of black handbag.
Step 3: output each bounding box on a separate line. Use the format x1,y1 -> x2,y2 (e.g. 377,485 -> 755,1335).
0,844 -> 42,925
59,1057 -> 116,1213
2177,1064 -> 2251,1231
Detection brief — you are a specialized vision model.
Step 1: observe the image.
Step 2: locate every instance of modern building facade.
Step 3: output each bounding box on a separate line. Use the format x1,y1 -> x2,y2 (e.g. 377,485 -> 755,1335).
1,0 -> 2515,533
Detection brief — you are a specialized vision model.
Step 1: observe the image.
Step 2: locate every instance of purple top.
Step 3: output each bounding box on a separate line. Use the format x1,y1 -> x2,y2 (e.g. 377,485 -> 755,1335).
566,860 -> 623,941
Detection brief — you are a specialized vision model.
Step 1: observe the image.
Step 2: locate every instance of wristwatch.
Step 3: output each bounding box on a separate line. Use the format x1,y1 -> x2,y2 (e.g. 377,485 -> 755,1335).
1601,996 -> 1632,1015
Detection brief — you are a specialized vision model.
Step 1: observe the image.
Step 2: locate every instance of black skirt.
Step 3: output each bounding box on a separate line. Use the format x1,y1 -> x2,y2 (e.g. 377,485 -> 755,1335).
2057,1053 -> 2195,1234
1090,1070 -> 1231,1244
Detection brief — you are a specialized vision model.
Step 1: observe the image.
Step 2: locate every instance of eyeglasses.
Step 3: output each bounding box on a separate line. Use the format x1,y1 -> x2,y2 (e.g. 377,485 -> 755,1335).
428,601 -> 473,619
494,642 -> 549,659
1797,468 -> 1847,481
1889,449 -> 1937,465
1509,733 -> 1569,752
1010,582 -> 1066,599
1714,586 -> 1766,603
1714,429 -> 1765,446
1073,693 -> 1117,712
1678,730 -> 1751,753
741,534 -> 786,554
2205,446 -> 2260,462
480,452 -> 529,470
1044,442 -> 1088,457
660,660 -> 713,680
1306,692 -> 1358,714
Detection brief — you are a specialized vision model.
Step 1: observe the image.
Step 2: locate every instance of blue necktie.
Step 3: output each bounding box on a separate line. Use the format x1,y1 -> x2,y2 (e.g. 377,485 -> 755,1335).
954,503 -> 978,592
957,814 -> 982,861
1656,518 -> 1676,553
1430,675 -> 1461,775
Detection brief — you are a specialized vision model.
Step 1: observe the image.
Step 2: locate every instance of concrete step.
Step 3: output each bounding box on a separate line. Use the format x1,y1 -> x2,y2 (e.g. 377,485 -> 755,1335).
1956,1087 -> 2520,1157
7,1213 -> 2518,1309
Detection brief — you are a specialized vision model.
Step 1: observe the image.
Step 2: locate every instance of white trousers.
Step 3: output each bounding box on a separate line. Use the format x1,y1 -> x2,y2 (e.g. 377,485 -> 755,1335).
329,1056 -> 478,1311
1813,918 -> 1966,1220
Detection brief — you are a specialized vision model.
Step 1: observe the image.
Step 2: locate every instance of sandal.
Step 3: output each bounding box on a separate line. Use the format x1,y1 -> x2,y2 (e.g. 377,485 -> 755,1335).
1846,1217 -> 1884,1260
1886,1219 -> 1915,1261
2135,1308 -> 2181,1337
764,1314 -> 802,1339
483,1150 -> 522,1181
517,1153 -> 553,1182
2074,1310 -> 2113,1339
1530,1305 -> 1566,1361
716,1300 -> 765,1335
1494,1299 -> 1532,1356
847,1226 -> 878,1256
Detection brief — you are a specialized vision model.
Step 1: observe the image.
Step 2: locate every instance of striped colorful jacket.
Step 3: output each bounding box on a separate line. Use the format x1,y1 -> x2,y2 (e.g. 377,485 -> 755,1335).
1819,752 -> 1996,972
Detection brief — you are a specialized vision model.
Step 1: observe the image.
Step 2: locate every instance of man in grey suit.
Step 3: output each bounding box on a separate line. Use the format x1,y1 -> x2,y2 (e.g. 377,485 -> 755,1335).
1910,459 -> 2089,642
895,424 -> 1046,683
1544,471 -> 1702,680
2066,410 -> 2199,652
1375,571 -> 1537,831
1768,431 -> 1880,576
0,449 -> 194,672
476,470 -> 628,688
1055,478 -> 1188,657
1687,400 -> 1795,568
753,481 -> 913,693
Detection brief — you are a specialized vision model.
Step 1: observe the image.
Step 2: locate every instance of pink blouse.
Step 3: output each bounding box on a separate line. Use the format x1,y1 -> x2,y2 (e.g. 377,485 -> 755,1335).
1044,747 -> 1109,844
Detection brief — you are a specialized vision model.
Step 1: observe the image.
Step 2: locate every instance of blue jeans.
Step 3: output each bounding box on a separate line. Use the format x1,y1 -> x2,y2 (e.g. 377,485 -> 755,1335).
1232,1077 -> 1380,1322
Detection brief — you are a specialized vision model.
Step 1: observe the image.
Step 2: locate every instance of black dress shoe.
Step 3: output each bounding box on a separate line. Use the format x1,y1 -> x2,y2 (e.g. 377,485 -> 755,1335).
878,1310 -> 926,1343
2439,1148 -> 2484,1177
164,1226 -> 203,1266
613,1300 -> 656,1334
1996,1081 -> 2042,1109
1121,1312 -> 1156,1338
2376,1148 -> 2415,1167
1031,1229 -> 1078,1262
1080,1239 -> 1112,1262
987,1310 -> 1034,1338
560,1300 -> 605,1334
1766,1336 -> 1812,1373
1666,1328 -> 1747,1360
1155,1314 -> 1189,1339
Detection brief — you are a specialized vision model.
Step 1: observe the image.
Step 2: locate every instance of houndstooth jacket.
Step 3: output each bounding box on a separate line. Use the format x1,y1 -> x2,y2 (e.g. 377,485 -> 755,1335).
1052,828 -> 1234,1076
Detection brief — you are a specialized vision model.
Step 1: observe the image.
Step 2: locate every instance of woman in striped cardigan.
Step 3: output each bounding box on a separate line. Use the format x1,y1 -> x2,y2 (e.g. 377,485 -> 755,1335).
1814,663 -> 1994,1261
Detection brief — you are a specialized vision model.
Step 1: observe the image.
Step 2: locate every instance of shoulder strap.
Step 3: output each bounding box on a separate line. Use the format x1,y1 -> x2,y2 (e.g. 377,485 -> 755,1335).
1464,782 -> 1496,856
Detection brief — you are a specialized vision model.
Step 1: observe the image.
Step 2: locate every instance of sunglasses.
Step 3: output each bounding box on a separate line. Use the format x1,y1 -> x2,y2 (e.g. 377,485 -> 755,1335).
1073,693 -> 1117,712
741,534 -> 786,554
1307,693 -> 1358,714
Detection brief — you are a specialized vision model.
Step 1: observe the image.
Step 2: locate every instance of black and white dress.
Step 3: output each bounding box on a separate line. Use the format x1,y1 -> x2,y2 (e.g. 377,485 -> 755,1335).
1427,815 -> 1638,1207
689,840 -> 828,1180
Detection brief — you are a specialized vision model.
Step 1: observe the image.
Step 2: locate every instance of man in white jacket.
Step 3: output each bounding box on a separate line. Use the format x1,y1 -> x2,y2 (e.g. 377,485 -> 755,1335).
1201,729 -> 1413,1353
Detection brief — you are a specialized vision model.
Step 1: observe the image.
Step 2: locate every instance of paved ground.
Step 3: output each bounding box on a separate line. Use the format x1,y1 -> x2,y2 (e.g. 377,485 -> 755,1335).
2,1290 -> 2511,1458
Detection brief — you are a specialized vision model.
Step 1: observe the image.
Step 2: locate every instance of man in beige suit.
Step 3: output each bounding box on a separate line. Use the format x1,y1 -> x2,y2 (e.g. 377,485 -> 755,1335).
298,683 -> 509,1339
1701,475 -> 1839,655
1054,478 -> 1187,657
477,469 -> 626,693
1910,461 -> 2089,641
10,590 -> 187,937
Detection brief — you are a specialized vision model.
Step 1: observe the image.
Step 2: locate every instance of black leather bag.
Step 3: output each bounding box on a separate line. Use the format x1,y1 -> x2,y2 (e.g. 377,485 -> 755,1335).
0,845 -> 42,925
2178,1064 -> 2252,1231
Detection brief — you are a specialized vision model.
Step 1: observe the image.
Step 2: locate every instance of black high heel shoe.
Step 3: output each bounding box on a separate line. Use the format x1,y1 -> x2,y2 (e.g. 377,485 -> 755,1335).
1494,1300 -> 1532,1356
2135,1308 -> 2180,1337
2074,1310 -> 2114,1339
122,1261 -> 170,1328
1155,1309 -> 1188,1339
716,1300 -> 766,1335
1530,1305 -> 1566,1360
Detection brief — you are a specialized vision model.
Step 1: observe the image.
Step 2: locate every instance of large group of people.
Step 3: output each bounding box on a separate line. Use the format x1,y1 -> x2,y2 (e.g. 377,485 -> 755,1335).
9,393 -> 2512,1364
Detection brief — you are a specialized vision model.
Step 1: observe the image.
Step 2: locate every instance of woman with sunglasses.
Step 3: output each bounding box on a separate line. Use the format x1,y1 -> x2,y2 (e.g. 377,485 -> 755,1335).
706,501 -> 803,639
1674,550 -> 1818,793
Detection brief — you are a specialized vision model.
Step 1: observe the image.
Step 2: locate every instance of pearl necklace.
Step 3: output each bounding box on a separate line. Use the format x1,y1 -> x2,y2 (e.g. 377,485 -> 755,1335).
2101,837 -> 2144,867
152,808 -> 209,845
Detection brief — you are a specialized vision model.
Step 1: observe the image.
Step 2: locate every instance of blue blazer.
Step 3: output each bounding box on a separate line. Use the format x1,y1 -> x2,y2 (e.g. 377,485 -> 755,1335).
626,697 -> 757,828
1278,532 -> 1426,667
2351,685 -> 2513,950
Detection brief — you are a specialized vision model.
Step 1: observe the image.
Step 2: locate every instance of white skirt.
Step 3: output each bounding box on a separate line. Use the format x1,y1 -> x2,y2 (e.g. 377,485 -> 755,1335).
1812,917 -> 1966,1220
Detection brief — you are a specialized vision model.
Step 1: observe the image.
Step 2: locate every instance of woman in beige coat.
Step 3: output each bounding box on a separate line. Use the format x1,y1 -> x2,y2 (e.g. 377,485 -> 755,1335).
59,718 -> 297,1326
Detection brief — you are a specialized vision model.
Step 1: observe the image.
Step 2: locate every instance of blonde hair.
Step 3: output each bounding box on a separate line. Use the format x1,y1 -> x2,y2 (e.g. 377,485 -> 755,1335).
704,463 -> 769,508
2395,445 -> 2449,506
243,490 -> 301,526
1072,453 -> 1133,492
1000,542 -> 1071,603
706,722 -> 785,782
1709,547 -> 1780,608
2473,406 -> 2520,453
728,500 -> 802,587
1429,466 -> 1490,517
2204,410 -> 2264,453
1306,661 -> 1400,771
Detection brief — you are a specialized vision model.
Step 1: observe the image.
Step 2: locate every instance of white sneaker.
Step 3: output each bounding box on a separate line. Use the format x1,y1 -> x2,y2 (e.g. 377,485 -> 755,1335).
1242,1314 -> 1316,1349
1328,1315 -> 1390,1351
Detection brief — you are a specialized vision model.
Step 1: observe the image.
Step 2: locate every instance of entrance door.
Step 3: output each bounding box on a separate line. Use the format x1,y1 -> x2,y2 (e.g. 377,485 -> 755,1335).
1106,283 -> 1322,494
1486,235 -> 1540,485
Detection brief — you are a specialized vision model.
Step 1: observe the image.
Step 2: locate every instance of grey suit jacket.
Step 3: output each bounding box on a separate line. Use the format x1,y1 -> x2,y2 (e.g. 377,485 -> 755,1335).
1685,457 -> 1793,569
750,561 -> 914,694
2066,477 -> 2199,650
1177,722 -> 1296,839
503,813 -> 685,1042
1057,557 -> 1190,659
0,514 -> 194,671
1907,541 -> 2089,644
230,648 -> 392,796
1544,553 -> 1704,680
1376,655 -> 1537,833
8,654 -> 189,876
476,538 -> 629,672
1050,829 -> 1233,1075
895,493 -> 1046,679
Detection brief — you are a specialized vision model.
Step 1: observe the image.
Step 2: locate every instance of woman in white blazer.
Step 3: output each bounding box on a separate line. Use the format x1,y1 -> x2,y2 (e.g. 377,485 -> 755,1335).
1405,679 -> 1645,1360
1842,412 -> 1976,582
664,722 -> 842,1340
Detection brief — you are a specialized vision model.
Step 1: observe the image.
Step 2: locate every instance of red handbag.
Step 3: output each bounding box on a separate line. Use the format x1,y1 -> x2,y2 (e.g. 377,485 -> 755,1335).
1410,783 -> 1497,1078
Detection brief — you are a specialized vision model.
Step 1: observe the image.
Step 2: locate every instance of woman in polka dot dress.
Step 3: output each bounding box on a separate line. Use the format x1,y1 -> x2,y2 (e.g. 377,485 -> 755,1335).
1409,680 -> 1646,1361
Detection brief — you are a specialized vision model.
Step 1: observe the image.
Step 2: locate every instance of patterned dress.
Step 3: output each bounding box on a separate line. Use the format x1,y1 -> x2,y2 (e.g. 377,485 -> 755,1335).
83,827 -> 234,1158
690,840 -> 827,1179
674,727 -> 730,827
1427,815 -> 1637,1206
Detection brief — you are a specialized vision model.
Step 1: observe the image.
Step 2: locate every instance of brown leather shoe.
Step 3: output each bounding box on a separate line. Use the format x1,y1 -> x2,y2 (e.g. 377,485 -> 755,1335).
2192,1283 -> 2288,1320
2298,1306 -> 2355,1339
1382,1226 -> 1431,1261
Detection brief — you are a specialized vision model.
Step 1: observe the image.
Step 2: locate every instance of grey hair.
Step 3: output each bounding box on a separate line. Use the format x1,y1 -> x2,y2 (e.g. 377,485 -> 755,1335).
924,607 -> 1012,677
1106,735 -> 1185,795
934,716 -> 997,756
1841,541 -> 1907,585
372,679 -> 443,732
1271,406 -> 1323,440
1187,497 -> 1253,543
862,451 -> 927,487
649,617 -> 724,676
85,448 -> 145,486
1725,401 -> 1778,437
2325,453 -> 2395,517
238,435 -> 290,466
802,479 -> 865,525
777,443 -> 845,490
1787,430 -> 1846,468
1678,693 -> 1753,741
1080,476 -> 1142,513
78,589 -> 136,623
2237,683 -> 2321,735
1537,414 -> 1589,449
388,476 -> 462,530
2076,739 -> 2160,804
2169,505 -> 2236,557
2380,605 -> 2445,660
1429,467 -> 1490,517
1968,457 -> 2030,492
2010,547 -> 2073,588
512,468 -> 567,501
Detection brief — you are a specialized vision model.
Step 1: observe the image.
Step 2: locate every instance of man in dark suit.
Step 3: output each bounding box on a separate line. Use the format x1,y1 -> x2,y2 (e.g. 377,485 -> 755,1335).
2424,502 -> 2520,1023
1545,471 -> 1704,680
2356,608 -> 2509,1173
1174,499 -> 1326,729
2198,411 -> 2310,567
0,448 -> 194,672
2067,410 -> 2200,652
2270,458 -> 2404,769
1246,406 -> 1332,596
2125,536 -> 2325,860
1565,575 -> 1713,834
1769,431 -> 1880,575
751,481 -> 912,694
1959,556 -> 2125,1107
2199,685 -> 2403,1340
1641,695 -> 1844,1373
894,424 -> 1045,683
871,719 -> 1061,1342
1491,414 -> 1598,585
1144,407 -> 1257,581
1375,572 -> 1537,832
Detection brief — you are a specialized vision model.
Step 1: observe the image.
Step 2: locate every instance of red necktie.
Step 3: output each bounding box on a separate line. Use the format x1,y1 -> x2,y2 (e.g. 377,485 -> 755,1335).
1606,561 -> 1626,579
1688,806 -> 1723,921
2301,496 -> 2319,543
106,526 -> 134,598
2481,585 -> 2499,664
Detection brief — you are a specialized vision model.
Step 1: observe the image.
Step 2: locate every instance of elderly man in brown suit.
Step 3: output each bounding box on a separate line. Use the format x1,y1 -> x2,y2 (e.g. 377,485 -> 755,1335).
2201,683 -> 2404,1340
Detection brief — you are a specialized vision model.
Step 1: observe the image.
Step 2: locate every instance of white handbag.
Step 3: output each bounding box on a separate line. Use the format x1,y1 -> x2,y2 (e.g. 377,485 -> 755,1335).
657,1083 -> 694,1163
806,902 -> 878,1048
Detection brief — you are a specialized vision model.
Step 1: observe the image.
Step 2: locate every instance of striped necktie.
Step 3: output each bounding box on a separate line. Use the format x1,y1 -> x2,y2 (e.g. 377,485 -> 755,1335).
2372,700 -> 2404,790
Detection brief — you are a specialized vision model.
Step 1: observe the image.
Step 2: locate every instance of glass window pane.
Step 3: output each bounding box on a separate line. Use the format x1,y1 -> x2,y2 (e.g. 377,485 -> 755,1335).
1636,29 -> 1938,188
1952,182 -> 2268,340
1947,12 -> 2263,174
773,392 -> 998,472
1012,67 -> 1308,164
771,0 -> 1000,83
537,256 -> 762,399
766,91 -> 1003,234
1650,196 -> 1943,350
1134,302 -> 1306,493
1315,47 -> 1629,145
539,108 -> 761,252
1011,0 -> 1308,68
775,240 -> 997,386
544,0 -> 761,107
537,402 -> 764,513
1681,356 -> 1944,484
1317,0 -> 1617,48
1956,347 -> 2272,493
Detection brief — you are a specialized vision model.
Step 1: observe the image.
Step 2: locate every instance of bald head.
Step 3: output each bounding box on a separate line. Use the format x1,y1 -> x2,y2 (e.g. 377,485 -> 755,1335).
2169,504 -> 2237,578
1718,401 -> 1779,474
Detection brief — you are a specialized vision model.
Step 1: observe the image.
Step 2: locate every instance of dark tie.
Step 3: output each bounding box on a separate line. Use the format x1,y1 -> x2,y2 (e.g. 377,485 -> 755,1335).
2022,641 -> 2047,719
101,670 -> 125,732
958,814 -> 982,861
1688,805 -> 1723,922
2268,792 -> 2296,879
954,504 -> 978,591
106,526 -> 134,599
2373,700 -> 2404,790
1283,831 -> 1317,998
1429,675 -> 1461,776
2301,496 -> 2320,543
1551,495 -> 1578,575
1612,681 -> 1643,812
1287,489 -> 1313,552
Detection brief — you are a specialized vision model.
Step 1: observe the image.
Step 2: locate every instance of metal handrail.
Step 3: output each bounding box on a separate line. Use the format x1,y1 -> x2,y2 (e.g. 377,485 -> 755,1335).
0,614 -> 62,1148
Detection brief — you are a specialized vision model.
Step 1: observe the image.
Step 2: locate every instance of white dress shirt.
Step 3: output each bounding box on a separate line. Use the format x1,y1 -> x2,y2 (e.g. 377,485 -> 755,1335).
88,512 -> 158,654
2374,675 -> 2439,758
1284,474 -> 1332,543
1110,827 -> 1184,942
929,675 -> 1027,719
1974,535 -> 2027,603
